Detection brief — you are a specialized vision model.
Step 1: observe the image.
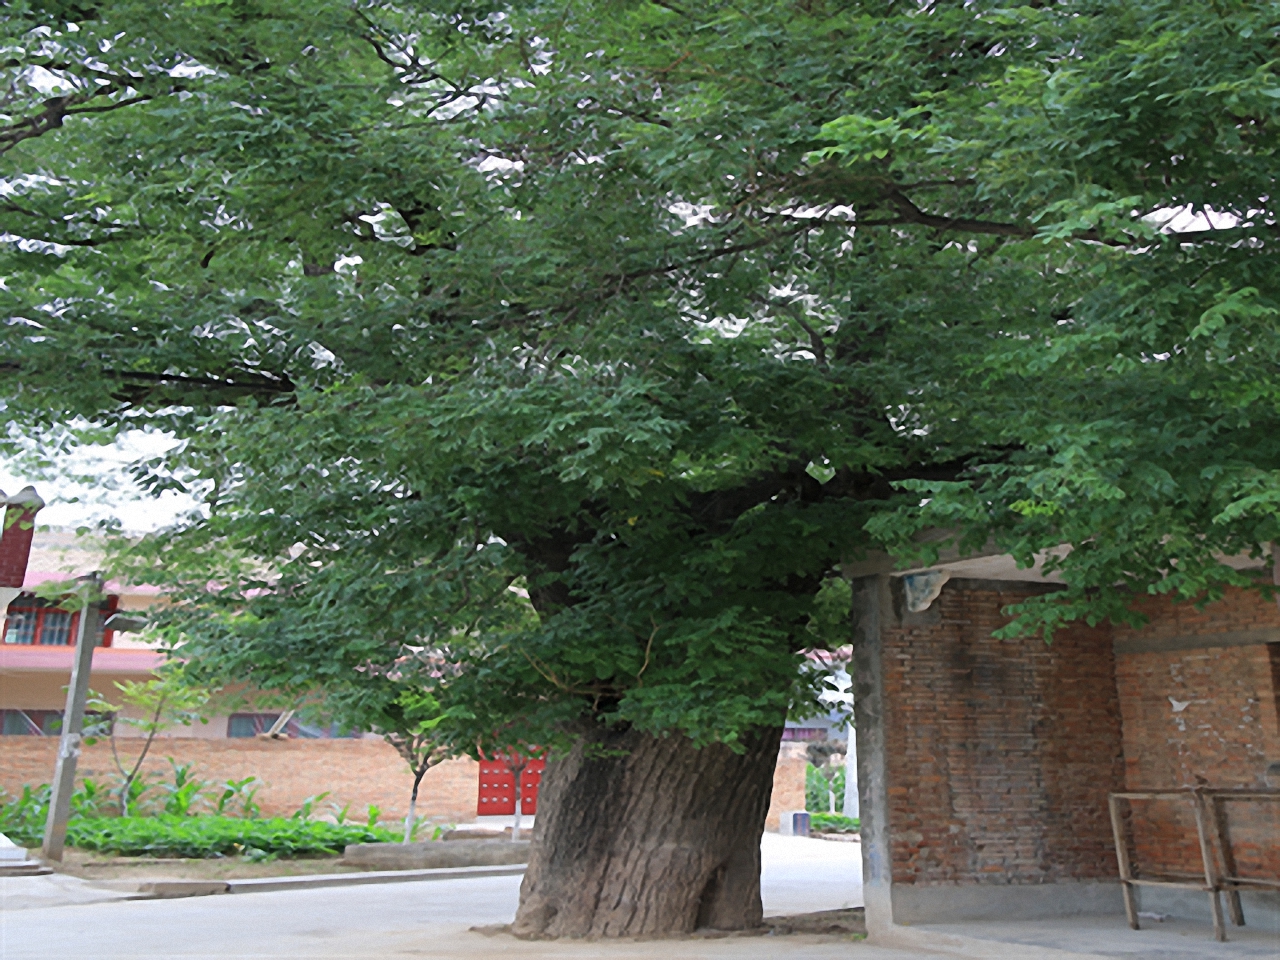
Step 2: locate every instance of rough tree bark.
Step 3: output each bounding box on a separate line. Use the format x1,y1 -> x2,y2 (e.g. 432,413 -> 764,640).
511,723 -> 783,939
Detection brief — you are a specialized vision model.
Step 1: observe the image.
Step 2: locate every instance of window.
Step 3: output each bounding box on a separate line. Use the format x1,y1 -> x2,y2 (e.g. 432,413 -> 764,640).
4,609 -> 37,645
38,610 -> 72,645
227,713 -> 359,739
228,713 -> 291,738
2,594 -> 116,647
781,727 -> 828,741
1,709 -> 63,736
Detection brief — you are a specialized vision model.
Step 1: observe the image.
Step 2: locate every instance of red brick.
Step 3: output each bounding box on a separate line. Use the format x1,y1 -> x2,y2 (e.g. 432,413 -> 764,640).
882,583 -> 1124,885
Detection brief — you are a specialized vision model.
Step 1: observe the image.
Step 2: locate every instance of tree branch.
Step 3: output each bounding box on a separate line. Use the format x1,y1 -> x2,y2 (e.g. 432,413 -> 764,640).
882,189 -> 1129,246
0,85 -> 161,155
106,369 -> 295,394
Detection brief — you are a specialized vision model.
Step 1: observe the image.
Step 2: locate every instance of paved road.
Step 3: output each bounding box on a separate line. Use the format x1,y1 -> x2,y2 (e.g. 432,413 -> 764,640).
759,833 -> 863,916
0,835 -> 961,960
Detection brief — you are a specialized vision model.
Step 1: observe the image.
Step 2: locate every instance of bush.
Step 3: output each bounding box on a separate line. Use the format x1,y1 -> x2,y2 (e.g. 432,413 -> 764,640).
809,812 -> 859,834
1,780 -> 400,857
805,762 -> 846,813
63,815 -> 399,858
0,783 -> 51,848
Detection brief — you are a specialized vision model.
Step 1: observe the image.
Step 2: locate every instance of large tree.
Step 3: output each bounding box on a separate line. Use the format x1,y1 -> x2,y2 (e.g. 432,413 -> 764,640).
4,0 -> 1278,937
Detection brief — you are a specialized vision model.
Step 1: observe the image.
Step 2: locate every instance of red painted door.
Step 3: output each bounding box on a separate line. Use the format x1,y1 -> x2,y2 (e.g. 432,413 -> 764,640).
477,758 -> 516,815
476,756 -> 545,816
519,760 -> 545,814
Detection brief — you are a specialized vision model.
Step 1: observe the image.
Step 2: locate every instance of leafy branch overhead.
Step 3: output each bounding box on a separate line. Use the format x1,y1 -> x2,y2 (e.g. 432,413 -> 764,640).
2,0 -> 1277,752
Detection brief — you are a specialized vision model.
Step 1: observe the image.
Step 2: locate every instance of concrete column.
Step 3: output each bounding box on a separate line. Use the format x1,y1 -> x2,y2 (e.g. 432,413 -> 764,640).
850,574 -> 893,936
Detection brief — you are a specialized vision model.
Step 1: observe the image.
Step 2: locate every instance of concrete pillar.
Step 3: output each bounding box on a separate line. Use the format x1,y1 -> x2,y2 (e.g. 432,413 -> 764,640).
850,574 -> 893,936
42,574 -> 101,861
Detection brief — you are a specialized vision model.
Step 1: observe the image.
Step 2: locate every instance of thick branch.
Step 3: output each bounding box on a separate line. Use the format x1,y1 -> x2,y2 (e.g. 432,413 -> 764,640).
106,368 -> 295,393
882,189 -> 1131,246
0,84 -> 161,154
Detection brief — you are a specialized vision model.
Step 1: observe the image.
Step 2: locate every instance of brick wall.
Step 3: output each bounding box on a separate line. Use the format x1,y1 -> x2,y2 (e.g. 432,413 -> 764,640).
0,505 -> 38,587
882,580 -> 1124,886
1114,584 -> 1280,646
0,736 -> 480,823
1114,587 -> 1280,881
765,741 -> 807,832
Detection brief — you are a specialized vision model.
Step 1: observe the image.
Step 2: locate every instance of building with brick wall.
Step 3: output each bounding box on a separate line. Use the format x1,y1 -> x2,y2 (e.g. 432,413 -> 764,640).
845,550 -> 1279,938
2,527 -> 807,827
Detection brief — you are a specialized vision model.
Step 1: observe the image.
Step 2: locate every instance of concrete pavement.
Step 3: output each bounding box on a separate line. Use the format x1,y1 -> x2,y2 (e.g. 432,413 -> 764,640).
0,834 -> 960,960
759,832 -> 864,916
0,878 -> 961,959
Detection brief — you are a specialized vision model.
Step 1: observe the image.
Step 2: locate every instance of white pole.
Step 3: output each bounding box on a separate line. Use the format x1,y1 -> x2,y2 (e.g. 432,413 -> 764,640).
511,770 -> 523,842
843,720 -> 859,819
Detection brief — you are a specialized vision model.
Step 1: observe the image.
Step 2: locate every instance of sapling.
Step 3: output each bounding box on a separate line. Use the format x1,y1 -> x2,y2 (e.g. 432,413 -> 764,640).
86,664 -> 211,816
502,753 -> 530,842
375,690 -> 454,843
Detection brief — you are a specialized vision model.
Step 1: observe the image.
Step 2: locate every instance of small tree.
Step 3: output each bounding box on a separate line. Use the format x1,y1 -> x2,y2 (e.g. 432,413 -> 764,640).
370,689 -> 454,843
86,664 -> 210,816
804,742 -> 844,813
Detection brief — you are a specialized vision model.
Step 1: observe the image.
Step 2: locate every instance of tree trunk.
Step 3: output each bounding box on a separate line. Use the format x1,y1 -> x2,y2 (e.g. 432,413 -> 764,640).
511,724 -> 782,939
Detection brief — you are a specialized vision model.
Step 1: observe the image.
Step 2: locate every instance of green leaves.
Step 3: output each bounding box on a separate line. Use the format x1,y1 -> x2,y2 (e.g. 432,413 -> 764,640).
809,109 -> 934,165
5,0 -> 1280,747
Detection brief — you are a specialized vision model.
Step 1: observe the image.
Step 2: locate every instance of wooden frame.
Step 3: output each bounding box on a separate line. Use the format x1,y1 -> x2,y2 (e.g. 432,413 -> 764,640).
1108,788 -> 1280,942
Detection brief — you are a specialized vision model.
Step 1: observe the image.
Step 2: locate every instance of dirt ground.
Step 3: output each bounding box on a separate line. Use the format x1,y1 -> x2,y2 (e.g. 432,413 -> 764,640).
52,848 -> 368,880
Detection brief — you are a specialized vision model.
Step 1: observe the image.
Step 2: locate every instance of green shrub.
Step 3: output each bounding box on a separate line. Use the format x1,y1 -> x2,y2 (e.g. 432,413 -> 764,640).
809,812 -> 859,834
805,763 -> 846,813
0,781 -> 114,846
0,783 -> 51,848
63,815 -> 399,858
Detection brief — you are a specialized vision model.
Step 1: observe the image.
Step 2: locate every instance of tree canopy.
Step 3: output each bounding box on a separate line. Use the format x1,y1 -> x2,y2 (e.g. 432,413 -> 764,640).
3,0 -> 1278,751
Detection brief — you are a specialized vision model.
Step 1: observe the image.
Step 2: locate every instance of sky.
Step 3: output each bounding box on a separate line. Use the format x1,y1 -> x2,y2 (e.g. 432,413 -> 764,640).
1,431 -> 198,533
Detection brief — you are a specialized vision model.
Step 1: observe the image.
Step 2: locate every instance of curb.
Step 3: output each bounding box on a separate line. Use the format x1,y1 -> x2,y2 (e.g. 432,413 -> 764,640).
226,863 -> 526,894
0,861 -> 54,877
86,863 -> 528,900
90,879 -> 231,899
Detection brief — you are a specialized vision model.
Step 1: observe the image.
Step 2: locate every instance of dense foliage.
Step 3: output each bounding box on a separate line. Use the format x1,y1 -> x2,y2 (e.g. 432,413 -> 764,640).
806,762 -> 846,815
2,1 -> 1277,756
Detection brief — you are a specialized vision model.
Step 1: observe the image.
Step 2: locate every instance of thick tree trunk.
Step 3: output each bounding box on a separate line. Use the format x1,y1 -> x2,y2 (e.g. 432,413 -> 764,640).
511,724 -> 783,939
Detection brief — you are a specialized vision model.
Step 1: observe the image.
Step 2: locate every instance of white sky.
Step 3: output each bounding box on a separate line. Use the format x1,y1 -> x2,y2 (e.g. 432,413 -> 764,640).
1,431 -> 198,532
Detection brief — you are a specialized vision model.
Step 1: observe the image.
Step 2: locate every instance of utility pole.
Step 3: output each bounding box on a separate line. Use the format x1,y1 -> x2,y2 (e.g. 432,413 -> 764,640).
42,573 -> 102,861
